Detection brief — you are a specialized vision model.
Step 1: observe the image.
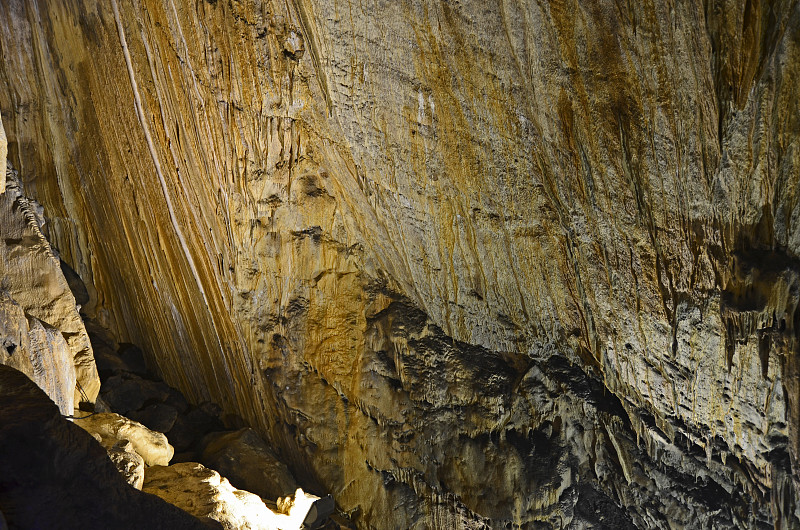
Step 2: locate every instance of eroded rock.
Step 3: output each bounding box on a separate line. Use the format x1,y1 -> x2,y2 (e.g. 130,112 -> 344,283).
129,402 -> 179,433
1,1 -> 799,527
74,411 -> 174,466
0,364 -> 219,529
0,112 -> 6,193
107,439 -> 146,490
100,374 -> 171,414
143,462 -> 293,530
201,428 -> 299,501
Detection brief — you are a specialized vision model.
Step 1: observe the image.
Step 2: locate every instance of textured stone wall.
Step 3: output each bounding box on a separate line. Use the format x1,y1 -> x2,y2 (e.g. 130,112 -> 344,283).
0,0 -> 798,527
0,165 -> 99,413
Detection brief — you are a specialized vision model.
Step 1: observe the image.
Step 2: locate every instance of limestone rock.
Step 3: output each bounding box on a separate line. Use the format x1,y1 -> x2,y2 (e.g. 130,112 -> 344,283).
0,168 -> 94,415
167,403 -> 225,452
201,428 -> 299,501
0,167 -> 99,407
143,462 -> 296,530
0,1 -> 799,527
74,411 -> 174,466
0,364 -> 220,530
107,439 -> 146,490
128,402 -> 179,433
100,373 -> 171,414
0,112 -> 6,193
0,291 -> 76,416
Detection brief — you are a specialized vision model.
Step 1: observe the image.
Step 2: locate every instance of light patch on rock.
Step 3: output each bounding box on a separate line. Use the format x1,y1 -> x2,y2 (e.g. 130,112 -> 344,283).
107,439 -> 145,490
73,412 -> 173,466
143,462 -> 309,530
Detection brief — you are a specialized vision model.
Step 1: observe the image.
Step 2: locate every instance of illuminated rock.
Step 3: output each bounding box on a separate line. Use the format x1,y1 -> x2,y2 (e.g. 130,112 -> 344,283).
0,167 -> 98,412
107,438 -> 146,490
74,411 -> 174,466
0,0 -> 798,527
144,462 -> 296,530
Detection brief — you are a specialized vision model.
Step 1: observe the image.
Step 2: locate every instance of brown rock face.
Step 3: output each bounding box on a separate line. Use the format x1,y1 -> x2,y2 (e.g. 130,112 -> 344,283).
1,0 -> 799,527
0,167 -> 99,412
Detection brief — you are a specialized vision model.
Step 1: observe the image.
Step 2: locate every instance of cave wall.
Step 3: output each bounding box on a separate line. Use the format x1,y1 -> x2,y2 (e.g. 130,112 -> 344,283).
0,0 -> 798,527
0,154 -> 99,413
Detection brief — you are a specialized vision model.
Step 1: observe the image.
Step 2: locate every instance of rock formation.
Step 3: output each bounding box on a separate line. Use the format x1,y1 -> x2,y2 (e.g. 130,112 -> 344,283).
0,164 -> 99,413
143,462 -> 327,530
74,411 -> 175,466
0,0 -> 798,527
0,363 -> 219,529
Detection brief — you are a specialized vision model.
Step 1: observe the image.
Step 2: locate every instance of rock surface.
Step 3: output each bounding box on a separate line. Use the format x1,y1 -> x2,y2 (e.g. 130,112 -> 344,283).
0,112 -> 6,193
0,0 -> 799,527
107,438 -> 146,490
0,364 -> 219,530
0,167 -> 99,413
201,428 -> 299,501
74,411 -> 174,466
143,462 -> 296,530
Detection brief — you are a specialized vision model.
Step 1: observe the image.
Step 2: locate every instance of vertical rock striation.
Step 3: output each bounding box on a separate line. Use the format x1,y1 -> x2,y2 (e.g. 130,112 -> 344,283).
0,0 -> 798,527
0,164 -> 99,412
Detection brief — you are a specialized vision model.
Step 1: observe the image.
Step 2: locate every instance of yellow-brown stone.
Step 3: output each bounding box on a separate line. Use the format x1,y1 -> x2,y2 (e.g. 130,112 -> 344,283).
0,1 -> 798,527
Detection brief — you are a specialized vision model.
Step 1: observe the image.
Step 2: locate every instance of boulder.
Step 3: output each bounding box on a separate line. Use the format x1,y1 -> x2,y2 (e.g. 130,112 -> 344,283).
167,403 -> 225,452
201,428 -> 298,501
107,439 -> 145,490
164,385 -> 190,413
73,411 -> 174,466
100,374 -> 171,414
128,402 -> 179,433
143,462 -> 292,530
0,364 -> 219,529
